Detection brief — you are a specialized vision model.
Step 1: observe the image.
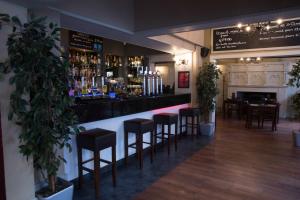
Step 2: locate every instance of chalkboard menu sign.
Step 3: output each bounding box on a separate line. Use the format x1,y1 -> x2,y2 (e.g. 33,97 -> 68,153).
212,19 -> 300,52
69,30 -> 103,52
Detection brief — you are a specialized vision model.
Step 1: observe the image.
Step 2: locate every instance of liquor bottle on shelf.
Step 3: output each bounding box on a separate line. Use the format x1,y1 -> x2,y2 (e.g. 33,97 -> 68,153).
106,56 -> 110,68
80,52 -> 83,63
75,52 -> 79,62
68,47 -> 104,97
119,57 -> 122,67
97,54 -> 101,65
80,53 -> 83,63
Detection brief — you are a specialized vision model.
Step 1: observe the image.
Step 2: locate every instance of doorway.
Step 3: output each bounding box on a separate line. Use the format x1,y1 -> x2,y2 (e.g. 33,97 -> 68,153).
155,62 -> 175,94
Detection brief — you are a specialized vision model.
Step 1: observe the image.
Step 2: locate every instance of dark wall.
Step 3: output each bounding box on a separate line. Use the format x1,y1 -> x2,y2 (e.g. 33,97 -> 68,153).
134,0 -> 300,31
103,39 -> 166,57
61,28 -> 166,57
103,38 -> 125,56
61,28 -> 69,51
10,0 -> 135,32
125,43 -> 167,56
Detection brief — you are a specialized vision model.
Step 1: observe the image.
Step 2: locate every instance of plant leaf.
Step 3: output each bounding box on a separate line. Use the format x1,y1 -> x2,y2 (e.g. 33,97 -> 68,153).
0,14 -> 10,23
11,16 -> 21,26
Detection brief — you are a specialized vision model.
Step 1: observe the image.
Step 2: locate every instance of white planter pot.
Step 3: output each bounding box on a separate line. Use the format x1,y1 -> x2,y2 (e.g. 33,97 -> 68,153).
37,184 -> 73,200
293,130 -> 300,147
200,122 -> 215,136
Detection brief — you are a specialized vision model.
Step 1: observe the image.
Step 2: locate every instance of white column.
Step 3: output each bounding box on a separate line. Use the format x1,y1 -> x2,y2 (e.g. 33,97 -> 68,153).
191,46 -> 202,107
0,1 -> 37,200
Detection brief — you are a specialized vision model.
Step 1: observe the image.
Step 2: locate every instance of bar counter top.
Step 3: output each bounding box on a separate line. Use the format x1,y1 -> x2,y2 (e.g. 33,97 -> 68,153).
73,93 -> 191,123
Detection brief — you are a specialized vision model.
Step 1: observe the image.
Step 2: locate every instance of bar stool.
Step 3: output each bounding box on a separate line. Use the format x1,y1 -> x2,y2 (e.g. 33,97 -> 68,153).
77,128 -> 116,198
153,113 -> 178,155
124,118 -> 154,169
179,107 -> 200,137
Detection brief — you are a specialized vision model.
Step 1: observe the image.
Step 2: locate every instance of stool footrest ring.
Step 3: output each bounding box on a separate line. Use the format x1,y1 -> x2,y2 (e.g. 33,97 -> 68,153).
82,158 -> 113,166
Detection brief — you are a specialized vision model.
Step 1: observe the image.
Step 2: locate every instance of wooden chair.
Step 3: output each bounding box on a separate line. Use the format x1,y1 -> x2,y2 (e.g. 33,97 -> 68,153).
261,105 -> 278,131
245,104 -> 261,128
223,99 -> 242,119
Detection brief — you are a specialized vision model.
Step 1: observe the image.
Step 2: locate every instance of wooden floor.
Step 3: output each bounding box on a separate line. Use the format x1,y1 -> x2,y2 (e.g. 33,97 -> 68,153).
134,118 -> 300,200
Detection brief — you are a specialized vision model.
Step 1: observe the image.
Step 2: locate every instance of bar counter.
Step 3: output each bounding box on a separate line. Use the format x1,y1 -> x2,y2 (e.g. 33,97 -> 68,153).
58,93 -> 191,181
73,93 -> 191,123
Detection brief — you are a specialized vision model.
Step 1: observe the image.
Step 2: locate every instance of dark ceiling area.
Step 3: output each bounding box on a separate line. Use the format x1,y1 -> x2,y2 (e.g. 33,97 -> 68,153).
134,0 -> 300,31
7,0 -> 300,34
5,0 -> 300,53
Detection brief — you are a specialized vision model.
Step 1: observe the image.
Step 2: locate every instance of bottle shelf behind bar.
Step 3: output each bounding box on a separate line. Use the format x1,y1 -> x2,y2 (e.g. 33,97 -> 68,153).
69,48 -> 104,97
127,56 -> 145,96
105,54 -> 122,78
66,29 -> 165,99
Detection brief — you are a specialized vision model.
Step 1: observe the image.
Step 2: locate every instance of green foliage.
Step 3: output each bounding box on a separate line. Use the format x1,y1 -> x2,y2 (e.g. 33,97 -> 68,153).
292,93 -> 300,119
288,60 -> 300,119
288,60 -> 300,88
196,63 -> 222,122
0,14 -> 81,190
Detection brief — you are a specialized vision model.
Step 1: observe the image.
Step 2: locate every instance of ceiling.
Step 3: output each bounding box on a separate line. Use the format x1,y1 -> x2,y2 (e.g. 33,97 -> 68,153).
6,0 -> 300,54
134,0 -> 300,33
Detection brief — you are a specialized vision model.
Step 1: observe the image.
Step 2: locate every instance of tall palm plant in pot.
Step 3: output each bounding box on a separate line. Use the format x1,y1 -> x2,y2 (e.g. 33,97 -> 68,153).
196,62 -> 221,135
0,14 -> 81,199
288,60 -> 300,147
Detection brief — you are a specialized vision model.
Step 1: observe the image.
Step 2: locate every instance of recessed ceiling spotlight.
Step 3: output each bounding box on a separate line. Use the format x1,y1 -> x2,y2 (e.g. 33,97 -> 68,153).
240,57 -> 244,61
245,26 -> 251,32
276,18 -> 283,24
237,23 -> 242,28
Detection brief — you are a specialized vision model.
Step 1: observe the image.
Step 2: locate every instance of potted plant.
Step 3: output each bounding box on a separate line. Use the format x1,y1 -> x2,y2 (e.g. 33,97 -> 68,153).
288,60 -> 300,147
196,62 -> 221,136
0,14 -> 81,199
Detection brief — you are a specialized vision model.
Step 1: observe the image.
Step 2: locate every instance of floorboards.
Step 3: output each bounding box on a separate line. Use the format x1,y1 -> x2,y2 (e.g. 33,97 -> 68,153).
135,118 -> 300,200
73,130 -> 211,200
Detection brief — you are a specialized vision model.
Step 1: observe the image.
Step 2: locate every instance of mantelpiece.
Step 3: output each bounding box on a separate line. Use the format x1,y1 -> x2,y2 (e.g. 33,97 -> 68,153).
227,62 -> 293,118
228,62 -> 288,87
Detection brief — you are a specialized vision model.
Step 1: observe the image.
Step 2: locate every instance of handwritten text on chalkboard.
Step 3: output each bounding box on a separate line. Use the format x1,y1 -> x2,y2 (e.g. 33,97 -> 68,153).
213,19 -> 300,51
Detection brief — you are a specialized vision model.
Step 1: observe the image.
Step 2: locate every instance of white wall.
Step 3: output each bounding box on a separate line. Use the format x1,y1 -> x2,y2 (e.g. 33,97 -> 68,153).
149,54 -> 174,71
174,52 -> 193,95
215,65 -> 227,113
174,30 -> 204,46
155,64 -> 175,86
0,1 -> 36,200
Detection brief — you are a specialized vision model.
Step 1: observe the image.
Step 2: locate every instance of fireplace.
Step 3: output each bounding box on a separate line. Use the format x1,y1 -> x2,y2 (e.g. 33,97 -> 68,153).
226,62 -> 293,118
237,92 -> 277,104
